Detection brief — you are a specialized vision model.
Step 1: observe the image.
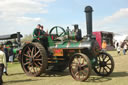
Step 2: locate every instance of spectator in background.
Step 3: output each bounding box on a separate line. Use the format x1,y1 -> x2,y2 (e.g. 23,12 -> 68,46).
121,40 -> 128,55
9,46 -> 14,64
116,42 -> 121,55
102,40 -> 107,51
3,45 -> 9,62
0,45 -> 7,84
3,45 -> 8,75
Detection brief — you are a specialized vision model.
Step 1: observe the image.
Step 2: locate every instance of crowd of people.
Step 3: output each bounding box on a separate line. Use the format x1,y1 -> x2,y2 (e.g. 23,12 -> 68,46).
102,40 -> 128,55
115,40 -> 128,55
0,43 -> 16,84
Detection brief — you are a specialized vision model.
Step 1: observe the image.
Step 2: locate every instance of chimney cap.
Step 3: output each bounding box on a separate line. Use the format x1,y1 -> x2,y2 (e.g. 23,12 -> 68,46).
84,6 -> 93,12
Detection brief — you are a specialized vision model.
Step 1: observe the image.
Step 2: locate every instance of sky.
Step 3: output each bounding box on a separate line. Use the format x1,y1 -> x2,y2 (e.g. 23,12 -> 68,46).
0,0 -> 128,36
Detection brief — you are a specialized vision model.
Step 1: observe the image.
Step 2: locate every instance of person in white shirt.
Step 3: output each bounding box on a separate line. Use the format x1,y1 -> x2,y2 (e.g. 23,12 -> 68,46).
0,45 -> 7,84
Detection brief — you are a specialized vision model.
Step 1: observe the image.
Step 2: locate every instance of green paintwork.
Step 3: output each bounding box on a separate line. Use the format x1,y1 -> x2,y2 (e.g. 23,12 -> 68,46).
48,36 -> 55,46
69,42 -> 80,48
57,42 -> 68,48
13,49 -> 17,54
69,32 -> 76,40
34,35 -> 81,49
51,41 -> 81,49
32,26 -> 80,49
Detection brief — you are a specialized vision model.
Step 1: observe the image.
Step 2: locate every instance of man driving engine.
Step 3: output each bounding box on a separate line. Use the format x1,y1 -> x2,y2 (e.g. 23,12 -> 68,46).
33,24 -> 49,53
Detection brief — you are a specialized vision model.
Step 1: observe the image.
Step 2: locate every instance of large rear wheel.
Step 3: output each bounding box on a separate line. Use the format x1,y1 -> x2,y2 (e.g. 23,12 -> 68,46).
69,53 -> 91,81
21,42 -> 48,77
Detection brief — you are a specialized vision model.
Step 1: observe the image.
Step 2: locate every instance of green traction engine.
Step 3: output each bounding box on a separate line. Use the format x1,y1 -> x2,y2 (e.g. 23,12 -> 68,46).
21,6 -> 114,81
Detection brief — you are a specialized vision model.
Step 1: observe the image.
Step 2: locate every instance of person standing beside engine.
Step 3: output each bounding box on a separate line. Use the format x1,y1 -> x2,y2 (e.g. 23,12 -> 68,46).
102,40 -> 107,51
0,45 -> 7,84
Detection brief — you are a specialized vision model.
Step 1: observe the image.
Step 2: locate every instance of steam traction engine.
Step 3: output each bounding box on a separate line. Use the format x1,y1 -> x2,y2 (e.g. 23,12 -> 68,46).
21,6 -> 114,81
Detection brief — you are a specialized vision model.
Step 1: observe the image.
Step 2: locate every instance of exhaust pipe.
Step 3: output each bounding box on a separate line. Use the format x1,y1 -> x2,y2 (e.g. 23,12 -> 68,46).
84,6 -> 93,39
17,32 -> 21,47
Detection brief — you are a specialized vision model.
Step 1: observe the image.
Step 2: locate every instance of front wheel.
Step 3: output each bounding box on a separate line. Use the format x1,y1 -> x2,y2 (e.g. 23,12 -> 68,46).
69,53 -> 91,81
93,52 -> 114,76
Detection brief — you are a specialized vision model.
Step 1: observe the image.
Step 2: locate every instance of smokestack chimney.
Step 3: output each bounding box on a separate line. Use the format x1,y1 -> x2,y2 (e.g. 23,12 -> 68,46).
17,32 -> 21,47
84,6 -> 93,39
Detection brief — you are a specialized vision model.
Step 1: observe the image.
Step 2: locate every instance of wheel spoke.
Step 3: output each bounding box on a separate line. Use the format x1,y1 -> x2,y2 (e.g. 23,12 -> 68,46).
81,70 -> 87,76
33,50 -> 40,58
27,51 -> 31,57
98,56 -> 102,62
31,47 -> 34,57
26,58 -> 29,60
78,72 -> 80,80
24,62 -> 30,66
24,54 -> 30,58
33,62 -> 40,68
38,62 -> 42,66
81,58 -> 85,65
103,55 -> 107,61
32,65 -> 36,73
96,66 -> 100,69
35,66 -> 38,72
56,27 -> 58,36
35,54 -> 41,58
106,63 -> 111,65
106,58 -> 110,62
34,59 -> 42,61
71,63 -> 77,67
27,47 -> 31,53
106,65 -> 111,70
59,32 -> 64,37
34,47 -> 37,55
76,56 -> 80,65
104,67 -> 108,73
81,64 -> 88,68
99,67 -> 101,73
103,67 -> 105,74
28,63 -> 33,73
75,72 -> 79,79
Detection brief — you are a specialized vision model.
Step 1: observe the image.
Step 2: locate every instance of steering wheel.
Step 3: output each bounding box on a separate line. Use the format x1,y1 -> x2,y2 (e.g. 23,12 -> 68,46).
49,26 -> 66,37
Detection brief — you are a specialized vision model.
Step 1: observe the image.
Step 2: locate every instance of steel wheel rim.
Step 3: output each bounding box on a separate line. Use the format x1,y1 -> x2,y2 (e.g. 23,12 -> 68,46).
22,44 -> 43,76
94,52 -> 114,76
69,53 -> 91,81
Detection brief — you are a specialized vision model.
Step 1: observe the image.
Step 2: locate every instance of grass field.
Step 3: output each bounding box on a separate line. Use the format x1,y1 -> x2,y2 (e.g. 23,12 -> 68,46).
3,51 -> 128,85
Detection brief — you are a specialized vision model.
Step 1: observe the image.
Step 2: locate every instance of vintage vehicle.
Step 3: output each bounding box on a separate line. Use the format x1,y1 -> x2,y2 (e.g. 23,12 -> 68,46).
0,32 -> 23,62
0,32 -> 22,53
21,6 -> 114,81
